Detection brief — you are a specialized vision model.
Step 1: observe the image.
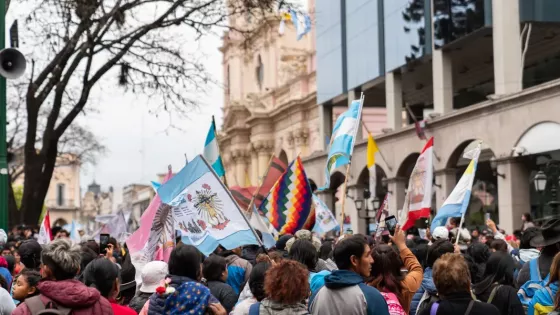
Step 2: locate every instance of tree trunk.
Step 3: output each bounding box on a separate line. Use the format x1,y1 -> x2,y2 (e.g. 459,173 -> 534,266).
7,177 -> 18,228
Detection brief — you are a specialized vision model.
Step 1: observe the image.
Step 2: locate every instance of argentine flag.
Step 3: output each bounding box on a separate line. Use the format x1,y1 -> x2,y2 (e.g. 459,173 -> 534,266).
203,118 -> 225,177
320,96 -> 364,189
431,145 -> 482,231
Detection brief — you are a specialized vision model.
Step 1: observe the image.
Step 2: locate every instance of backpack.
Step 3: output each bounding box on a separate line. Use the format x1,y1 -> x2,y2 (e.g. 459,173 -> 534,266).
416,291 -> 440,315
249,302 -> 260,315
379,292 -> 406,315
430,300 -> 476,315
518,258 -> 550,308
25,296 -> 72,315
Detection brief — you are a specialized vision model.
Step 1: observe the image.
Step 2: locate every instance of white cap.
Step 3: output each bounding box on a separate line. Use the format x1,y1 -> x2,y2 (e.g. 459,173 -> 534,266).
432,226 -> 449,240
140,261 -> 169,293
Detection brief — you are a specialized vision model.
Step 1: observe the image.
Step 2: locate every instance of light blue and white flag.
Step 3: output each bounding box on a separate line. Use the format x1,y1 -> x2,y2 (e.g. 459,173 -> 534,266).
250,205 -> 277,249
431,144 -> 482,231
203,117 -> 225,178
312,194 -> 338,234
320,95 -> 364,189
158,155 -> 260,256
67,221 -> 82,243
151,181 -> 161,193
297,13 -> 312,40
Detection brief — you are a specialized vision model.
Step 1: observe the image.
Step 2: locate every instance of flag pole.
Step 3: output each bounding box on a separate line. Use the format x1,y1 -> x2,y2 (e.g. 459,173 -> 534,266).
212,115 -> 229,188
360,120 -> 392,171
404,104 -> 441,162
339,163 -> 352,234
246,154 -> 275,214
339,93 -> 365,234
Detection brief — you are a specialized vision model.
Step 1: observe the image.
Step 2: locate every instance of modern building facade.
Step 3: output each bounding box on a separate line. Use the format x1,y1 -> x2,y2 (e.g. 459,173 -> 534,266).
304,0 -> 560,234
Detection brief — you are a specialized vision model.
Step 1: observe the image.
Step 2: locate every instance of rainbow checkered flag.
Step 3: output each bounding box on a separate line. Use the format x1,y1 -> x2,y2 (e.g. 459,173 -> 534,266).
258,157 -> 313,235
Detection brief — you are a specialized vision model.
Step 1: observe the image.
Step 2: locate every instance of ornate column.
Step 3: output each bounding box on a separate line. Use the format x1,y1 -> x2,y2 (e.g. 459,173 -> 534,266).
434,168 -> 457,211
292,128 -> 309,157
231,149 -> 249,187
254,139 -> 274,180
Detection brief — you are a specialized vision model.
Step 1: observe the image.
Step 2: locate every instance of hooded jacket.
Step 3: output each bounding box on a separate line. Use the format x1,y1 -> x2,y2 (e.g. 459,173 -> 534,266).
11,279 -> 113,315
417,292 -> 500,315
309,270 -> 390,315
410,267 -> 437,315
518,248 -> 540,264
144,275 -> 195,315
223,253 -> 252,295
255,299 -> 309,315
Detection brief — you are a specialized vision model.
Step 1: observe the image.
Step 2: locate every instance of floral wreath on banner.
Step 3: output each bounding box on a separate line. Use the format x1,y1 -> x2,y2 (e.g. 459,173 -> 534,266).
155,278 -> 176,296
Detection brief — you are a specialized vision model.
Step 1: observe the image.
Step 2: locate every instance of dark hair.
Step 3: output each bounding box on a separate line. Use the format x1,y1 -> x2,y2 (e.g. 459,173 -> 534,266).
19,269 -> 41,296
289,239 -> 318,271
249,262 -> 271,301
473,252 -> 515,295
83,240 -> 100,255
108,237 -> 118,248
168,245 -> 202,280
58,230 -> 70,237
490,239 -> 508,253
83,258 -> 120,298
202,255 -> 227,282
4,255 -> 15,274
466,242 -> 491,283
79,246 -> 98,275
523,213 -> 532,222
264,260 -> 309,304
520,227 -> 540,249
427,239 -> 455,268
450,217 -> 461,225
333,235 -> 368,270
412,243 -> 429,269
0,274 -> 7,290
51,226 -> 62,238
319,241 -> 333,260
369,244 -> 405,306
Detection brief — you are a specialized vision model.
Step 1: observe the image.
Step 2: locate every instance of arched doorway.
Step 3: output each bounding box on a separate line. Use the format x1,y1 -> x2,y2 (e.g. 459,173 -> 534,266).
52,218 -> 68,227
447,139 -> 497,228
278,150 -> 289,166
514,121 -> 560,222
355,165 -> 388,234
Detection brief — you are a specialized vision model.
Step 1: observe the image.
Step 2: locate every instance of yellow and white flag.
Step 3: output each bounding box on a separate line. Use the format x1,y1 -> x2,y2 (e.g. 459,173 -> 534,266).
367,134 -> 379,201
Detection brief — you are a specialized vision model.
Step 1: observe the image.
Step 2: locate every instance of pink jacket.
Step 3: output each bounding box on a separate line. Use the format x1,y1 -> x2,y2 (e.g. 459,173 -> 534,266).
12,279 -> 113,315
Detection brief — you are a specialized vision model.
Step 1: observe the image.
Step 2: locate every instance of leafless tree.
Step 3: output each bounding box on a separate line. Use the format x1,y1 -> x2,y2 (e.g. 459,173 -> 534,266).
9,0 -> 294,224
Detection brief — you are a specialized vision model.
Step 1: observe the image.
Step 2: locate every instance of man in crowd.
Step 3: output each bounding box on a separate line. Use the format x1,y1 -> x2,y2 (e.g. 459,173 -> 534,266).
309,235 -> 390,315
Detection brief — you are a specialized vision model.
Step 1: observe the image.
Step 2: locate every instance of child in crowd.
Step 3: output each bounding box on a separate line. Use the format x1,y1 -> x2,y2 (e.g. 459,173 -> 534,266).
12,269 -> 41,304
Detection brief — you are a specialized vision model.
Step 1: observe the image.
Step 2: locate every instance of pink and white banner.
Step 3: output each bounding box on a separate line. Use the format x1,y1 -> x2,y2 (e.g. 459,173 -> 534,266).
37,211 -> 52,245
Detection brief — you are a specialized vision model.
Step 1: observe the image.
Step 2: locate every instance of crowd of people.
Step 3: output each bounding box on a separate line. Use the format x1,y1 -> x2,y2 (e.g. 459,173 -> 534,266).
0,213 -> 558,315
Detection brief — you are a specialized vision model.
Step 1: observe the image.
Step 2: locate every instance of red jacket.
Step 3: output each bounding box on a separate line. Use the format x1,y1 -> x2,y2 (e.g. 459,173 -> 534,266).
12,279 -> 113,315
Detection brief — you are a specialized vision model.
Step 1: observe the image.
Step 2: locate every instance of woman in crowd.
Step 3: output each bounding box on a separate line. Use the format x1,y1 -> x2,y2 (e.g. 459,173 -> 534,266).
129,261 -> 168,313
521,213 -> 535,231
369,225 -> 423,314
411,239 -> 455,315
472,252 -> 524,315
466,242 -> 491,284
163,281 -> 226,315
12,239 -> 113,315
202,254 -> 238,313
82,258 -> 136,315
11,269 -> 40,304
140,244 -> 222,315
289,239 -> 331,295
250,260 -> 310,314
231,262 -> 271,315
418,253 -> 500,315
528,252 -> 560,315
0,275 -> 14,315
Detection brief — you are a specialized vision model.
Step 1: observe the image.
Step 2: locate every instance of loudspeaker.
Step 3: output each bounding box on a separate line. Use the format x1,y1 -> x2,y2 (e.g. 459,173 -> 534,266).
0,48 -> 26,79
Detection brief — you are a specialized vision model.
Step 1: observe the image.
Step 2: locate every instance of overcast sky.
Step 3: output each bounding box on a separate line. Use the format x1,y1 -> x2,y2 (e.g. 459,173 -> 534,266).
6,1 -> 307,208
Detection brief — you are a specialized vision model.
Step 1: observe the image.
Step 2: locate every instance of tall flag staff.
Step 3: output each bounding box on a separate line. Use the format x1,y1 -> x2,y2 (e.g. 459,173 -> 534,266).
203,116 -> 228,187
319,93 -> 365,233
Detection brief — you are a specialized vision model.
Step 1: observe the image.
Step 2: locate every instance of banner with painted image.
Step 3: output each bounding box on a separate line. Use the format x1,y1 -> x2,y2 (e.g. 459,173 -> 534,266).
312,194 -> 338,234
158,155 -> 260,256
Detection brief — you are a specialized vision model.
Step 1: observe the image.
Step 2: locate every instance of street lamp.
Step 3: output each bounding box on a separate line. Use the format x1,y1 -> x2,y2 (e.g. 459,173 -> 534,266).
353,189 -> 378,235
490,157 -> 506,179
533,171 -> 547,193
532,162 -> 560,218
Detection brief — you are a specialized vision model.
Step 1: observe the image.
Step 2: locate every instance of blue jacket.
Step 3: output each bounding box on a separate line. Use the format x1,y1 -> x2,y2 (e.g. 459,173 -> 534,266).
309,270 -> 330,296
224,254 -> 252,295
411,267 -> 437,315
0,267 -> 12,290
309,270 -> 389,315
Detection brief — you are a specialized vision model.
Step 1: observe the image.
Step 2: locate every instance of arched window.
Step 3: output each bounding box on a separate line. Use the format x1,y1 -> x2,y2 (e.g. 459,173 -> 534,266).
57,183 -> 65,206
256,55 -> 264,90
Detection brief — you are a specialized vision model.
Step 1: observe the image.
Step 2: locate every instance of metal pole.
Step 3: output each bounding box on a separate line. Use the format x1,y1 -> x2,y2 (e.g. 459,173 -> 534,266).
0,0 -> 8,231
